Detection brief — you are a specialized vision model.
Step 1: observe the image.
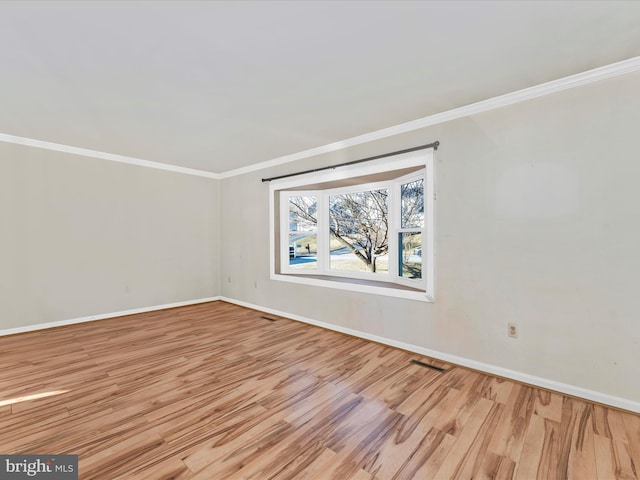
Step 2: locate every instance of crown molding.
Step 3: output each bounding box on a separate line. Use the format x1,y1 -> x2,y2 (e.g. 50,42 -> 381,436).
2,56 -> 639,180
0,133 -> 220,179
220,55 -> 640,179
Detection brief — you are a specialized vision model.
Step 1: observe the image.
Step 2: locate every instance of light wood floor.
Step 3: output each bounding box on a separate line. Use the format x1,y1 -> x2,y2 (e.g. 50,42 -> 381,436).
0,301 -> 638,479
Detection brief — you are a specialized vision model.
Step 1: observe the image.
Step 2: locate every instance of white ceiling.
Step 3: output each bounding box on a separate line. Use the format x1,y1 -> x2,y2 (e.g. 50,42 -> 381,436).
1,1 -> 639,174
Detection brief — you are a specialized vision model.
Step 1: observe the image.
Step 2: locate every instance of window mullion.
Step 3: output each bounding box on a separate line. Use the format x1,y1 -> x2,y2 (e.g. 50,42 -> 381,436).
316,192 -> 329,273
280,192 -> 291,273
388,180 -> 399,281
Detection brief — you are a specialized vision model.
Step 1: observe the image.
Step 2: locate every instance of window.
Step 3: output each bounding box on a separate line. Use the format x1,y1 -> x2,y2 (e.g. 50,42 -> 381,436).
269,148 -> 434,301
329,187 -> 389,275
286,194 -> 317,269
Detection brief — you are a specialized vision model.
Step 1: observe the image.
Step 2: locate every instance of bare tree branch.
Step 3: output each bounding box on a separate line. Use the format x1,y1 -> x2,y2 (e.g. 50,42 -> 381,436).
328,189 -> 388,272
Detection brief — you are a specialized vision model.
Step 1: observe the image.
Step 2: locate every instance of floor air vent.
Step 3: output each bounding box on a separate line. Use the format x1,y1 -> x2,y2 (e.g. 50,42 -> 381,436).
410,359 -> 448,373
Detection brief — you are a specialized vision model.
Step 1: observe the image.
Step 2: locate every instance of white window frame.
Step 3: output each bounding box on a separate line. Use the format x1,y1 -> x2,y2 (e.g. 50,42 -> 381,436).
281,190 -> 321,272
392,170 -> 428,289
269,148 -> 435,302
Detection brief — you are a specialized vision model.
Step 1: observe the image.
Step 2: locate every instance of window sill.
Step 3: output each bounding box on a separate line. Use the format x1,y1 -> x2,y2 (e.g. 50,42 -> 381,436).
271,273 -> 433,302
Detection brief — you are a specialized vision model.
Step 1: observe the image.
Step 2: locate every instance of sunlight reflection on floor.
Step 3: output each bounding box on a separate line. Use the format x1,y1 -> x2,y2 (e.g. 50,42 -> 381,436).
0,390 -> 69,407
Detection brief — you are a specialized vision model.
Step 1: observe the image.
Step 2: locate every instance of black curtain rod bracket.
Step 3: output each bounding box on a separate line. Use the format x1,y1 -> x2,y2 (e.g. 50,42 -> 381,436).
261,141 -> 439,182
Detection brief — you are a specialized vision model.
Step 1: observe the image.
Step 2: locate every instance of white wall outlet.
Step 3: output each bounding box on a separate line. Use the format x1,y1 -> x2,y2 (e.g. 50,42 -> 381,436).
508,322 -> 518,338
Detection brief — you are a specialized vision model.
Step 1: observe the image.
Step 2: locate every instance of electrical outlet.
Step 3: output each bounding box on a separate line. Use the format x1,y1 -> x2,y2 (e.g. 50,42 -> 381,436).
508,322 -> 518,338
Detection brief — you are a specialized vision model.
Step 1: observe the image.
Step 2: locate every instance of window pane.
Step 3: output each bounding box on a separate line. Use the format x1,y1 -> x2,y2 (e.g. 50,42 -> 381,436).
289,233 -> 317,269
330,233 -> 388,274
398,232 -> 422,279
401,179 -> 424,229
289,196 -> 317,232
329,189 -> 389,275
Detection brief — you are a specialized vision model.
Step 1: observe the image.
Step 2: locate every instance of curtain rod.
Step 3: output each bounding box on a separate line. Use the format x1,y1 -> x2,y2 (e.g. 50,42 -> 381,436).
261,141 -> 439,182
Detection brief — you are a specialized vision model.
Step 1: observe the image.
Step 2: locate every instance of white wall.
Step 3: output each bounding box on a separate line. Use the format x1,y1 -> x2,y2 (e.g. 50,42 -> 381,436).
0,142 -> 220,330
220,72 -> 640,408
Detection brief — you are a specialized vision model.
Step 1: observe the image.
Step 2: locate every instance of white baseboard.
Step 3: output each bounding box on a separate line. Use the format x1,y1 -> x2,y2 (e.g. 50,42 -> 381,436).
0,296 -> 221,337
220,296 -> 640,414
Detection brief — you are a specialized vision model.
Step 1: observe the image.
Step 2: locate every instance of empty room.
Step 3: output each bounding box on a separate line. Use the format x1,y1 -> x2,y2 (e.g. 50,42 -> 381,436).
1,1 -> 639,479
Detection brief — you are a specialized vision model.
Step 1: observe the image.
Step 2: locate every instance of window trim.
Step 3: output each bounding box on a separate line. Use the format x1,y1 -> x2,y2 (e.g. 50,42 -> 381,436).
269,148 -> 435,302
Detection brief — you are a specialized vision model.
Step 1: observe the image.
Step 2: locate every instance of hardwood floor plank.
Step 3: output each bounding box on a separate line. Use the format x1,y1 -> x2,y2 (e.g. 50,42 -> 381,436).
595,434 -> 615,479
0,301 -> 637,480
612,440 -> 639,480
623,413 -> 640,479
0,410 -> 71,453
80,430 -> 166,479
382,427 -> 452,480
323,410 -> 404,479
456,402 -> 505,479
283,448 -> 337,480
593,434 -> 638,480
122,457 -> 192,480
181,410 -> 292,474
367,386 -> 459,479
476,452 -> 516,480
188,420 -> 295,479
474,375 -> 515,405
484,387 -> 530,466
348,469 -> 380,480
533,389 -> 563,422
432,397 -> 495,479
514,413 -> 546,479
567,402 -> 598,479
396,429 -> 458,479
